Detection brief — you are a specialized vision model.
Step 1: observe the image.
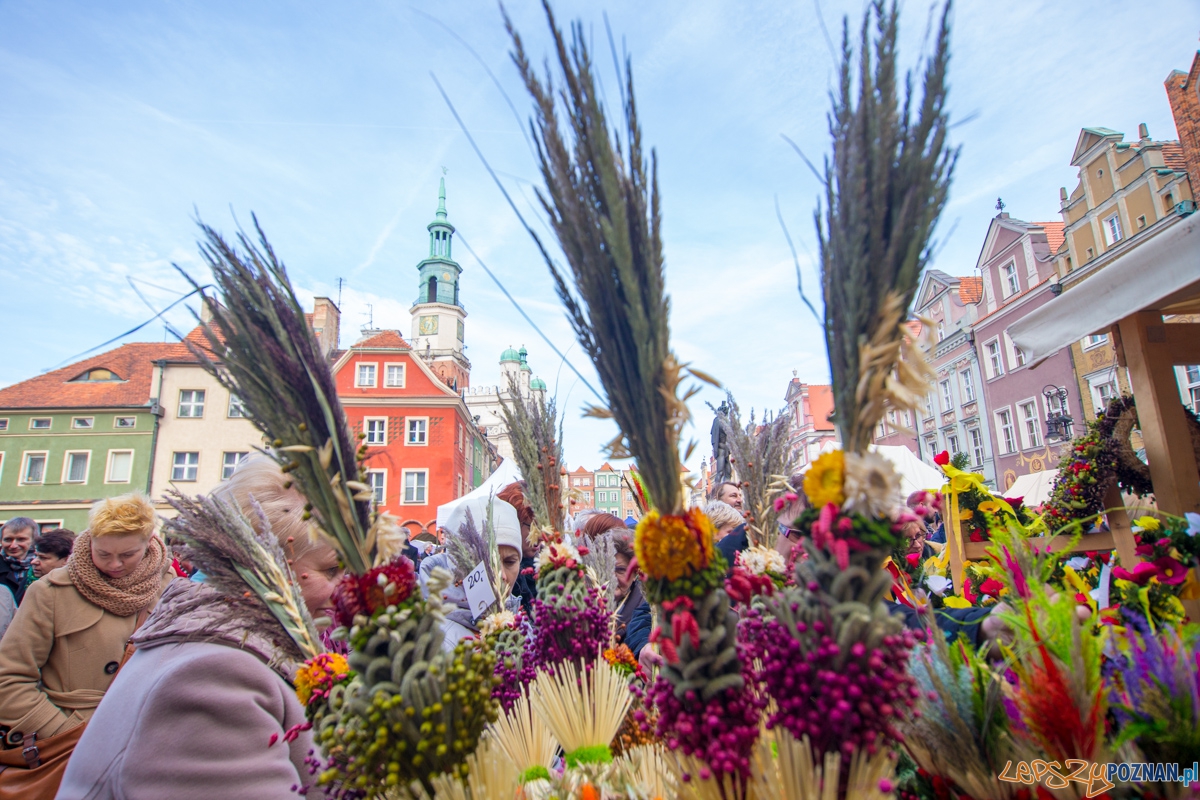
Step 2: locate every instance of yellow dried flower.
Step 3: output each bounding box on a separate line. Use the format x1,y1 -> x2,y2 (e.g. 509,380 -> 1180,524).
295,652 -> 350,707
634,508 -> 715,582
804,450 -> 846,509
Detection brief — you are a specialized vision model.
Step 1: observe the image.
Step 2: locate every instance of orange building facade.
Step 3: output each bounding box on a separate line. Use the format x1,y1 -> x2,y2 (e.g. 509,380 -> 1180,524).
333,330 -> 487,535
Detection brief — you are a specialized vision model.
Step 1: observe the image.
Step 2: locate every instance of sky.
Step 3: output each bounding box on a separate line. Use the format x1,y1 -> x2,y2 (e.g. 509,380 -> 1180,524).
2,0 -> 1198,472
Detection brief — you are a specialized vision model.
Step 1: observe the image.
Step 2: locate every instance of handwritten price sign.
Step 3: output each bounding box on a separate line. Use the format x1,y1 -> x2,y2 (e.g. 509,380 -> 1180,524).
464,561 -> 497,621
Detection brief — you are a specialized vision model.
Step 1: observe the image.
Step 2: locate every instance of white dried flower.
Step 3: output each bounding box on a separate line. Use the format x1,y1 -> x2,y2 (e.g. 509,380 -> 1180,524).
738,544 -> 786,577
478,609 -> 517,637
841,451 -> 901,520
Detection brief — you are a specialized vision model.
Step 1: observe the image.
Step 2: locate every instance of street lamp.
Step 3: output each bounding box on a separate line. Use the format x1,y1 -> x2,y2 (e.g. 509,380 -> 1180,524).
1042,385 -> 1074,442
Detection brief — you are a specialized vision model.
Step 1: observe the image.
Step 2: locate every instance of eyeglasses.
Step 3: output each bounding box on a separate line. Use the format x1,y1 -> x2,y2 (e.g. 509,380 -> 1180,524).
783,528 -> 804,542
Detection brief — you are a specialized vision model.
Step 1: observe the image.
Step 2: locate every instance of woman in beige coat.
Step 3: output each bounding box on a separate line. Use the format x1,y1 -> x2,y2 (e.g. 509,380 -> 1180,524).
0,493 -> 173,743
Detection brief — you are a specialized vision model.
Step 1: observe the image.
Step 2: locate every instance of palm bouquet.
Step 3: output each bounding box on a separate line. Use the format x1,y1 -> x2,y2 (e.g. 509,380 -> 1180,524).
506,2 -> 761,794
751,0 -> 955,795
185,220 -> 496,797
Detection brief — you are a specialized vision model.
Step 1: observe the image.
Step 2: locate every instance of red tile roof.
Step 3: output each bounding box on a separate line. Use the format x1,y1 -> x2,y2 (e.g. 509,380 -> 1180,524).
355,331 -> 411,350
0,341 -> 186,410
1037,221 -> 1066,255
957,277 -> 983,304
1162,142 -> 1187,172
808,384 -> 835,431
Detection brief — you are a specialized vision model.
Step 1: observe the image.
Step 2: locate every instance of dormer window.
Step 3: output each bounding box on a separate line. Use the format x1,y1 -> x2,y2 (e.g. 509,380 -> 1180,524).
1102,214 -> 1123,246
1002,262 -> 1019,297
72,368 -> 122,382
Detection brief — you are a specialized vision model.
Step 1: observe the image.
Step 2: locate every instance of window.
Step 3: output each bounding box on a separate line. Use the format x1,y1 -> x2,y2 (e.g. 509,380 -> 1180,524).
1002,262 -> 1019,297
1018,401 -> 1041,450
924,436 -> 937,459
924,394 -> 934,419
940,380 -> 954,413
573,478 -> 582,487
367,470 -> 387,505
227,395 -> 247,418
107,450 -> 133,483
63,452 -> 90,483
947,434 -> 960,456
1047,389 -> 1070,419
1085,247 -> 1095,260
969,428 -> 985,467
72,417 -> 94,429
30,418 -> 51,430
1013,346 -> 1027,368
407,418 -> 428,445
402,470 -> 428,504
1102,214 -> 1122,246
1136,214 -> 1146,230
115,416 -> 136,428
995,409 -> 1016,454
364,418 -> 388,445
1084,333 -> 1107,349
0,419 -> 7,431
384,363 -> 406,388
178,390 -> 205,418
21,452 -> 48,485
356,363 -> 377,388
1187,371 -> 1200,414
959,369 -> 975,402
936,320 -> 945,342
221,452 -> 248,480
1090,377 -> 1118,412
172,452 -> 199,482
984,341 -> 1004,378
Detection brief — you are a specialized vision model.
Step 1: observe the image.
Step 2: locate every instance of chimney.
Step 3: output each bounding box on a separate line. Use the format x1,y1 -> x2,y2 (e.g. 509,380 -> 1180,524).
311,297 -> 341,358
1059,186 -> 1068,205
199,293 -> 216,324
1138,122 -> 1149,140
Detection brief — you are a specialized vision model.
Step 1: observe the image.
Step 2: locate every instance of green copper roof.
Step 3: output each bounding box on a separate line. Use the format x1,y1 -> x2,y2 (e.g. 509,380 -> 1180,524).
530,377 -> 547,391
500,346 -> 520,363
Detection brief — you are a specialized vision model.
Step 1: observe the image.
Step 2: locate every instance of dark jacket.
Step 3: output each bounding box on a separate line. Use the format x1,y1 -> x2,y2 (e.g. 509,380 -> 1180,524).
514,555 -> 537,614
888,601 -> 991,647
624,598 -> 652,658
0,555 -> 26,606
716,524 -> 749,573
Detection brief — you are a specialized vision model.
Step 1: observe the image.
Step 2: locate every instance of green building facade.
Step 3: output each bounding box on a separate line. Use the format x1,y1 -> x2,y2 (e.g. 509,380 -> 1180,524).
0,342 -> 178,531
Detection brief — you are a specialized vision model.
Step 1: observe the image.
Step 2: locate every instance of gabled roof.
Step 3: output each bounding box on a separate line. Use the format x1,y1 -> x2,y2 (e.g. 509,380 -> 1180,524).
0,341 -> 185,410
808,384 -> 835,431
915,269 -> 957,310
1039,222 -> 1066,255
957,277 -> 983,304
596,462 -> 617,472
570,465 -> 593,475
354,330 -> 411,350
1071,127 -> 1123,166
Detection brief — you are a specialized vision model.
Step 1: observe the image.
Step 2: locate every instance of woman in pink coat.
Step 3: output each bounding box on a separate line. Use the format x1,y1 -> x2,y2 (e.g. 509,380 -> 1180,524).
58,459 -> 343,799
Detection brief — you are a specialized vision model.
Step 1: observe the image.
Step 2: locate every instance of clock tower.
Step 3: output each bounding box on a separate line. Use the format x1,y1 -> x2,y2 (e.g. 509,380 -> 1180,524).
410,178 -> 470,391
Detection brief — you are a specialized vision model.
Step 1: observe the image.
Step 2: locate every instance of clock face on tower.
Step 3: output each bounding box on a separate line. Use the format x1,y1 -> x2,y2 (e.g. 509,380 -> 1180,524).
441,271 -> 451,281
419,315 -> 439,335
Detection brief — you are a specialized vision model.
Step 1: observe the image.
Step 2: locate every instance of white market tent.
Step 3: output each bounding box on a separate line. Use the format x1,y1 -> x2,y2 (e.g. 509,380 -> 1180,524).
805,440 -> 946,499
435,457 -> 522,530
1005,468 -> 1060,507
871,445 -> 947,498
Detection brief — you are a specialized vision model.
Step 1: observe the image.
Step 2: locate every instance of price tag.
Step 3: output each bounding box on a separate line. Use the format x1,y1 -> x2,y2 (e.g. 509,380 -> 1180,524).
1091,562 -> 1112,609
464,561 -> 497,621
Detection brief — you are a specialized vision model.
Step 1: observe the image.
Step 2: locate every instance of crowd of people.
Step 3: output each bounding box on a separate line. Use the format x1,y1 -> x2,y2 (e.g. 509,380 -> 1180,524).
0,459 -> 1019,798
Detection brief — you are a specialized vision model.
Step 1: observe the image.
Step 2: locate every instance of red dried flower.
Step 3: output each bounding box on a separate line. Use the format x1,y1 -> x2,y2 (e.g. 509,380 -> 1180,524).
933,450 -> 950,466
331,556 -> 418,627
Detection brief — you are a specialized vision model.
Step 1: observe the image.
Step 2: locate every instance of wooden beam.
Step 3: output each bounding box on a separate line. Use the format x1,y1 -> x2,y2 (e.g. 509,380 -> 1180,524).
1162,322 -> 1200,365
1117,311 -> 1200,516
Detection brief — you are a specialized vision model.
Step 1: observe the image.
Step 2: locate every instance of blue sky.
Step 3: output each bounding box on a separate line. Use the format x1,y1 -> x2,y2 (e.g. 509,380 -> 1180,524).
2,1 -> 1198,471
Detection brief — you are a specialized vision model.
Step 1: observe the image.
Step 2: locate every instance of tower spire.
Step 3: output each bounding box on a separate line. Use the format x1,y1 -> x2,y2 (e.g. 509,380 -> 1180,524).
436,177 -> 447,220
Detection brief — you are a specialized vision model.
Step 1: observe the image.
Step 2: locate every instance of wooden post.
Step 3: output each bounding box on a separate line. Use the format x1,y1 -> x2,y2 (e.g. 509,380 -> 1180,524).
1103,482 -> 1139,567
1117,311 -> 1200,516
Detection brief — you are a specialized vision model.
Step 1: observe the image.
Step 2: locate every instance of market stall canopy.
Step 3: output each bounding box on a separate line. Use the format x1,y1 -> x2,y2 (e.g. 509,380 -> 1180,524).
1005,468 -> 1060,507
1008,216 -> 1200,365
435,457 -> 522,530
805,441 -> 946,498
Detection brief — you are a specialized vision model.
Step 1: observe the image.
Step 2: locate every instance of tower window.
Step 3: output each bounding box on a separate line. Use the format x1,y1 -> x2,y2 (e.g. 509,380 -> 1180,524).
427,277 -> 438,304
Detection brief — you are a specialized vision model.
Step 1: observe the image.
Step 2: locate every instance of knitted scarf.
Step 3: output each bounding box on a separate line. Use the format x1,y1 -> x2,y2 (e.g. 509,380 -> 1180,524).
67,531 -> 167,617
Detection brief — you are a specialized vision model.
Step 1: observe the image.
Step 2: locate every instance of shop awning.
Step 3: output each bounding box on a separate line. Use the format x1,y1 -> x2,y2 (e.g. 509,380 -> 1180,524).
1008,216 -> 1200,365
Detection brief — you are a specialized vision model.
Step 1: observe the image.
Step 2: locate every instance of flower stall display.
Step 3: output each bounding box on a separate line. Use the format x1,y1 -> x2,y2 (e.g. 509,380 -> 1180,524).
190,222 -> 499,798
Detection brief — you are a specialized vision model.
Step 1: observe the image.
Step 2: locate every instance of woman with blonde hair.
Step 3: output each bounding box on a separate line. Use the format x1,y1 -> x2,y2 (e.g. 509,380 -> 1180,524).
0,493 -> 174,797
59,456 -> 343,799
